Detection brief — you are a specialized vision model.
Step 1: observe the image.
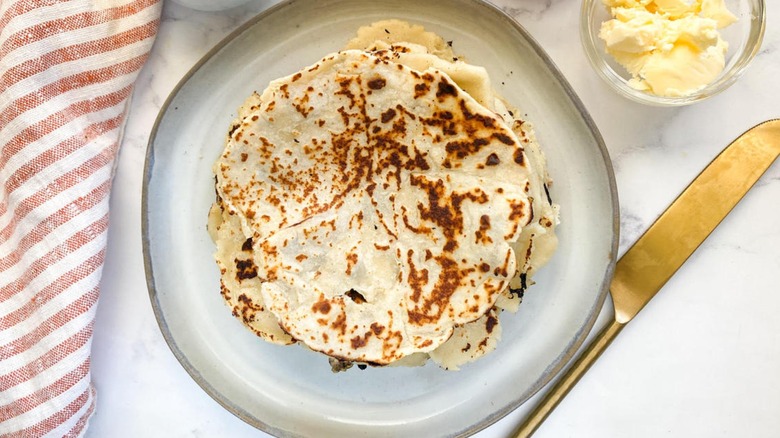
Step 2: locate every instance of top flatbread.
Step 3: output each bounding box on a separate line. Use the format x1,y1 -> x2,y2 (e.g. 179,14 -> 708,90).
214,48 -> 537,364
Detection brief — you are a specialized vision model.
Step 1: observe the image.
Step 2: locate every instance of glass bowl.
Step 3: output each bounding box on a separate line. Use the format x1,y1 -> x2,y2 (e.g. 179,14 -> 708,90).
581,0 -> 765,106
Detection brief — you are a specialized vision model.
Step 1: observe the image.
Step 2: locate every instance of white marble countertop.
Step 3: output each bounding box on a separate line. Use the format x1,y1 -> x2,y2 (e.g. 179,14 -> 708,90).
86,0 -> 780,437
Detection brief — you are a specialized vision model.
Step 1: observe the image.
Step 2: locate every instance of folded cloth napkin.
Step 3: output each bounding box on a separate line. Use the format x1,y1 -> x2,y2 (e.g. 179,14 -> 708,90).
0,0 -> 161,435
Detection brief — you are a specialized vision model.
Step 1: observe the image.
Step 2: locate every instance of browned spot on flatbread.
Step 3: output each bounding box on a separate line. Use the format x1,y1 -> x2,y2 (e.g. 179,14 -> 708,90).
312,298 -> 331,314
346,289 -> 366,304
475,214 -> 493,245
368,77 -> 386,89
235,258 -> 257,281
381,108 -> 397,123
345,252 -> 358,275
486,312 -> 498,334
514,148 -> 525,165
414,82 -> 430,98
436,78 -> 458,100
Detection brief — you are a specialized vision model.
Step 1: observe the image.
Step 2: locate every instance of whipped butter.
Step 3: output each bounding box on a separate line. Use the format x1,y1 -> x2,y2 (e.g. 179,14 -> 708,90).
599,0 -> 737,97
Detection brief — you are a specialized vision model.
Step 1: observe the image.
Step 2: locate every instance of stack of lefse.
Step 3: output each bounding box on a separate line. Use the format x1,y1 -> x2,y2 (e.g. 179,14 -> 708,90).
207,20 -> 560,371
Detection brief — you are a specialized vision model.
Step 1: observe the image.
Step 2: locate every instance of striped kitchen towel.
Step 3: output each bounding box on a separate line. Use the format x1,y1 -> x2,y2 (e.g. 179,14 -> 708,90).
0,0 -> 161,436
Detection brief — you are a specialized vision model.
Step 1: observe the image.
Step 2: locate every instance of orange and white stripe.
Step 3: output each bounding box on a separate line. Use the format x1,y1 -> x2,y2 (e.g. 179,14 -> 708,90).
0,0 -> 161,435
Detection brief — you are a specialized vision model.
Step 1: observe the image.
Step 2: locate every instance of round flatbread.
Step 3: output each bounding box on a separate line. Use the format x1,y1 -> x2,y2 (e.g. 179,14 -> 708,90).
215,49 -> 535,364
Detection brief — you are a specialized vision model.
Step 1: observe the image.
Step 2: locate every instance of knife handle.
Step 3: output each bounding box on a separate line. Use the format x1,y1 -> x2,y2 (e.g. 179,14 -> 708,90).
513,318 -> 626,438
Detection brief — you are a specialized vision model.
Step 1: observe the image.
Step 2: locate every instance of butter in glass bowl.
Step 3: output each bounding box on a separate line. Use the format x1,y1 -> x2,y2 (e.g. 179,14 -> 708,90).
580,0 -> 765,106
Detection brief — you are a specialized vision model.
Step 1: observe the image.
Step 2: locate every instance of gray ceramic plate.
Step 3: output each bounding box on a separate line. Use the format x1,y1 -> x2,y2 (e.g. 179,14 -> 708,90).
143,0 -> 618,436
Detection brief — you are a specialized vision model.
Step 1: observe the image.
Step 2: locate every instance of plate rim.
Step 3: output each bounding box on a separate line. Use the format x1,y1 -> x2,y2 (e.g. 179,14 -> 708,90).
142,0 -> 619,436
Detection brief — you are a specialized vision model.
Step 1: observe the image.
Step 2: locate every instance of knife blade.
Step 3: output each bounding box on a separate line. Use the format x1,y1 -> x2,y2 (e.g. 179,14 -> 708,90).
513,119 -> 780,437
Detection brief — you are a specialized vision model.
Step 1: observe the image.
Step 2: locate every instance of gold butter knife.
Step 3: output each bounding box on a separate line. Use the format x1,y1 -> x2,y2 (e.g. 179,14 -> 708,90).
514,119 -> 780,437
